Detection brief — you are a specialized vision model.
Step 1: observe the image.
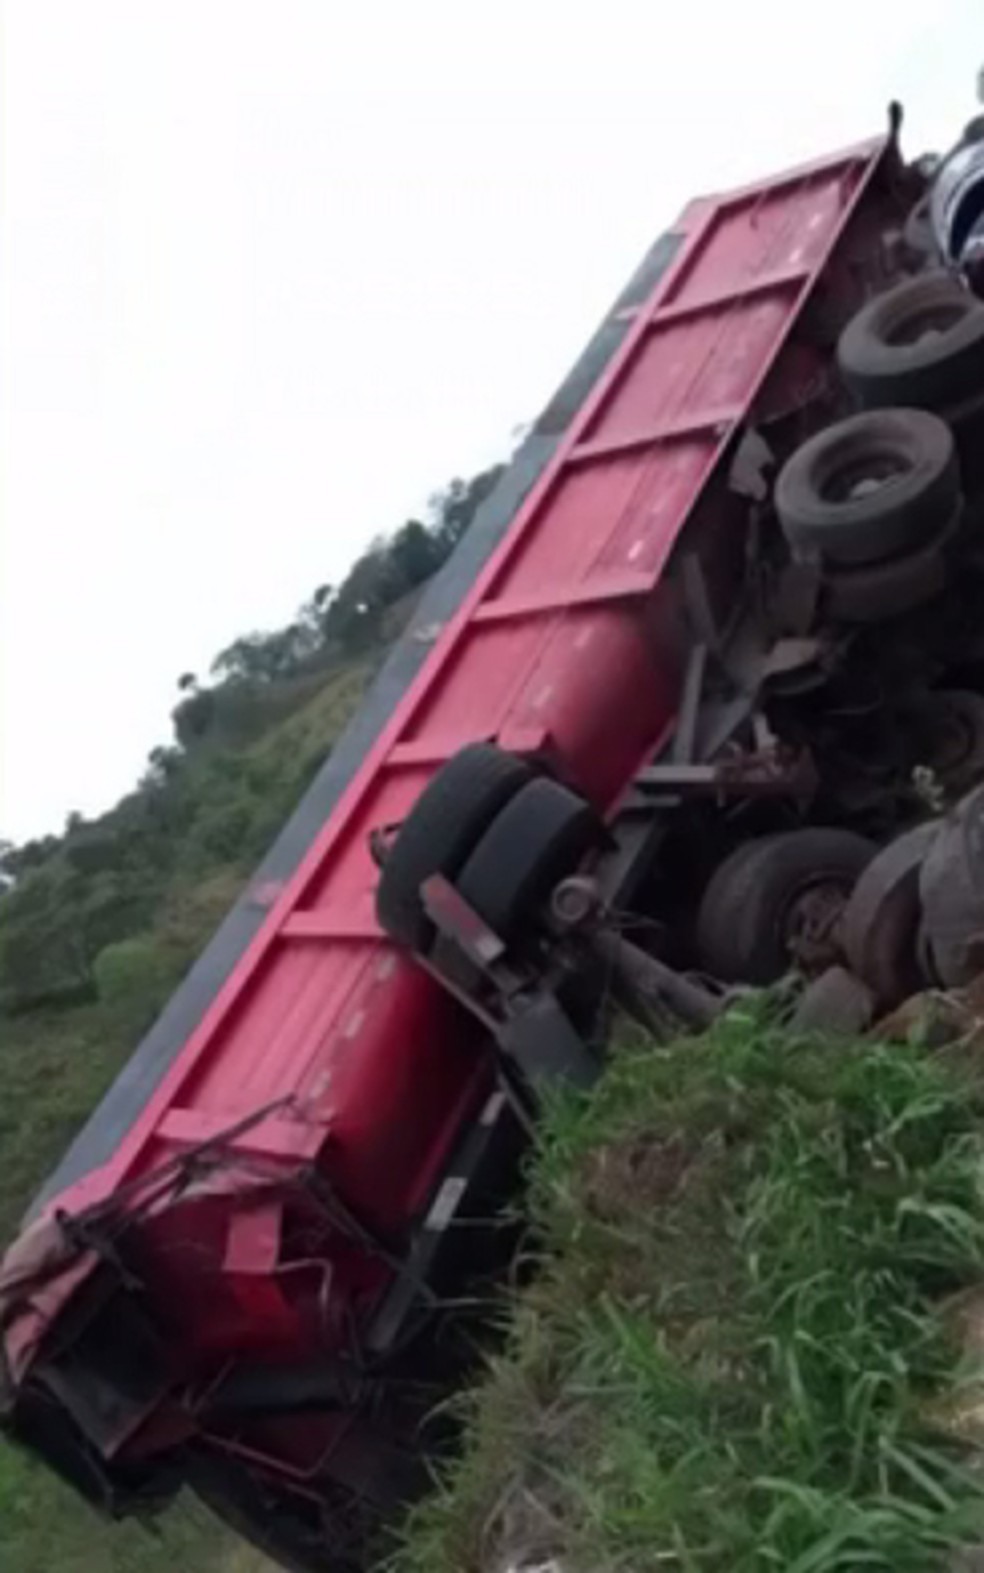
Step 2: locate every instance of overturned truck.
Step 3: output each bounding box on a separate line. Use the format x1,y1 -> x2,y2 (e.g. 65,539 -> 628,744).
7,105 -> 984,1572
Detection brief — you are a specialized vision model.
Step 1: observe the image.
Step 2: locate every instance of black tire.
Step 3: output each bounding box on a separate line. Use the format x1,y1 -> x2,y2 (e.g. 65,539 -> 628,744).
453,776 -> 602,947
775,407 -> 959,566
919,788 -> 984,986
696,828 -> 877,985
375,744 -> 533,948
902,195 -> 936,263
821,515 -> 955,623
841,822 -> 938,1007
838,272 -> 984,409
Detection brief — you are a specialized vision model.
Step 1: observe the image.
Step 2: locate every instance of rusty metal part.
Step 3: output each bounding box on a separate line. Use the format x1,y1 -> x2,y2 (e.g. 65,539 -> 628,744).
785,879 -> 851,973
842,821 -> 939,1007
791,965 -> 876,1035
628,744 -> 818,806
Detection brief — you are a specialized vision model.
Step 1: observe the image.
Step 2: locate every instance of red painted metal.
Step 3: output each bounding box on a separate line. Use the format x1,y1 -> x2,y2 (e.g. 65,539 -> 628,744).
47,136 -> 889,1253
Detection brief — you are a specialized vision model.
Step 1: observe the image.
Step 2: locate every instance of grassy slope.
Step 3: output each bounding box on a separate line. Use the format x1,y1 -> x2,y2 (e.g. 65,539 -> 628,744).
0,1447 -> 269,1573
0,663 -> 372,1572
399,1012 -> 984,1573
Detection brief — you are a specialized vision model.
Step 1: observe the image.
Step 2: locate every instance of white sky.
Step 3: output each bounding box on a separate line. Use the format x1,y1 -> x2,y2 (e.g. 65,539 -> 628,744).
1,0 -> 981,844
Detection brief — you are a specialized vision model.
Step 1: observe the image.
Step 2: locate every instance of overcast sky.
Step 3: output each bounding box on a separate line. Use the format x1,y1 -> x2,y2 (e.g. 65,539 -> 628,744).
1,1 -> 981,844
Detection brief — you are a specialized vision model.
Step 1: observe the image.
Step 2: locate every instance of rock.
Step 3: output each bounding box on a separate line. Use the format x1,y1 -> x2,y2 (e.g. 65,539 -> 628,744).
939,1283 -> 984,1359
926,1286 -> 984,1446
872,969 -> 984,1048
869,990 -> 961,1046
791,966 -> 875,1034
950,1549 -> 984,1571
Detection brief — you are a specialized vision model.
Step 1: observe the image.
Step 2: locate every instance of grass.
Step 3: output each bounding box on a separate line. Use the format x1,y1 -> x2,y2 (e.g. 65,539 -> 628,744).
0,1442 -> 275,1573
396,1009 -> 984,1572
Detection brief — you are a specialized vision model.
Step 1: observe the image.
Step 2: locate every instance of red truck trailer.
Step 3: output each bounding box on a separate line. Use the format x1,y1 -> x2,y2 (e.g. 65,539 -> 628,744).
7,105 -> 984,1572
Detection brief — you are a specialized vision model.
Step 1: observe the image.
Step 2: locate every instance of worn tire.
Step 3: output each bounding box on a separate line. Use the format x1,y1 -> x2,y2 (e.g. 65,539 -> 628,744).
821,514 -> 956,623
838,272 -> 984,409
375,744 -> 532,948
776,408 -> 959,566
842,821 -> 938,1007
919,786 -> 984,986
453,776 -> 603,947
903,195 -> 937,263
696,828 -> 877,985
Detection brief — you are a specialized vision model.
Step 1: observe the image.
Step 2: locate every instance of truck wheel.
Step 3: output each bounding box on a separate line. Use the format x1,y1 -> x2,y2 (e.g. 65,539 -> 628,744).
696,829 -> 876,985
919,787 -> 984,986
775,408 -> 959,566
821,515 -> 955,623
452,776 -> 603,948
902,195 -> 936,263
841,821 -> 938,1008
837,272 -> 984,408
375,744 -> 533,948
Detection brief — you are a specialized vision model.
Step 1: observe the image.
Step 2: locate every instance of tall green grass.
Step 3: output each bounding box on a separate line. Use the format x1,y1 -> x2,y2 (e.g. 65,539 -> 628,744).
397,1012 -> 984,1572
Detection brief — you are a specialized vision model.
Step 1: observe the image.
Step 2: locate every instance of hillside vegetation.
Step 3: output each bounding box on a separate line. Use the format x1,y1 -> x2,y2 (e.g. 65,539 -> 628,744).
0,465 -> 501,1571
399,1013 -> 984,1572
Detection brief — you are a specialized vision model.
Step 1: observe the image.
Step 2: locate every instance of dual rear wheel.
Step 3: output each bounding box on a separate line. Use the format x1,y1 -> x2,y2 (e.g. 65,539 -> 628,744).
773,269 -> 984,620
376,745 -> 880,991
375,743 -> 603,955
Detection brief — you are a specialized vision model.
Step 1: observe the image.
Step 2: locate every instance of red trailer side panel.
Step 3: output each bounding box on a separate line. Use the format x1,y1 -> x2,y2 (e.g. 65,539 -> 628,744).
55,135 -> 889,1231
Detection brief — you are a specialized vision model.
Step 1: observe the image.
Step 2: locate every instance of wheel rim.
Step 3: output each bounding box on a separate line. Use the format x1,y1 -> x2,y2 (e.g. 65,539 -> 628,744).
780,876 -> 853,972
883,300 -> 968,347
819,449 -> 911,504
